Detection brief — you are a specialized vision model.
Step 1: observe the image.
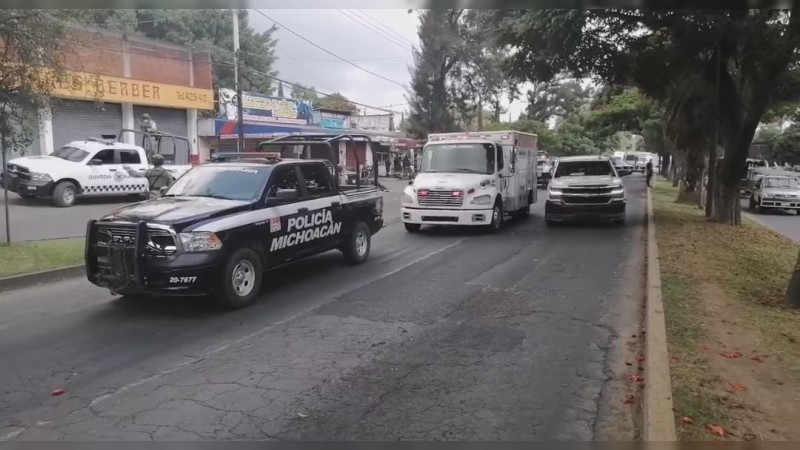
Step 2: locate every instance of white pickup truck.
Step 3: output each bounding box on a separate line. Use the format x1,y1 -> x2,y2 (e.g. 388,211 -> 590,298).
4,136 -> 192,207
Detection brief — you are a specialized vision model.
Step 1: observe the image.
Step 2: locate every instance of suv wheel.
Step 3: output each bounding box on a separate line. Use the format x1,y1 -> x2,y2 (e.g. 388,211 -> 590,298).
343,221 -> 371,265
218,247 -> 263,309
404,223 -> 421,233
52,181 -> 77,207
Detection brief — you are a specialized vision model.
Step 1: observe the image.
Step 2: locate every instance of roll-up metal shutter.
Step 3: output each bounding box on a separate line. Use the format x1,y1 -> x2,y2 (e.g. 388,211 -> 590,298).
216,140 -> 239,152
132,106 -> 187,138
7,109 -> 40,158
133,105 -> 190,164
51,100 -> 122,150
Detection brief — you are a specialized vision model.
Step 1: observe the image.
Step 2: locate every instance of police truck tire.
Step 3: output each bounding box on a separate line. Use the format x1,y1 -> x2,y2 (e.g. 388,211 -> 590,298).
343,221 -> 371,265
404,223 -> 421,233
218,247 -> 263,309
52,181 -> 77,207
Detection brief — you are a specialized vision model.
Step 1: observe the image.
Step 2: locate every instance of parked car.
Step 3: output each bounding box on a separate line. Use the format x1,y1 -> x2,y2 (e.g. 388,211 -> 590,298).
611,156 -> 634,176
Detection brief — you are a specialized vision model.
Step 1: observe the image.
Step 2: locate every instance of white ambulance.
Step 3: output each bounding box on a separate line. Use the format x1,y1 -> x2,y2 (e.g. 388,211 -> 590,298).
401,131 -> 538,232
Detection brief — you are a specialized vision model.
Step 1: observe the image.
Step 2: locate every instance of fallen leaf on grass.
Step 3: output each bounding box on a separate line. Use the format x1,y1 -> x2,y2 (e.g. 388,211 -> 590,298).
50,389 -> 65,396
681,417 -> 695,425
750,355 -> 767,363
623,394 -> 635,405
670,356 -> 680,363
701,344 -> 710,350
709,425 -> 726,436
297,413 -> 309,419
720,351 -> 743,359
636,354 -> 645,362
730,382 -> 746,391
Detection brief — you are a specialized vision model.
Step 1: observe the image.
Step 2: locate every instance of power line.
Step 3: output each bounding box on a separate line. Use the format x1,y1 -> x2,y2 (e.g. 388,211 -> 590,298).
276,51 -> 411,63
252,9 -> 408,89
355,10 -> 416,47
336,9 -> 413,51
58,38 -> 407,116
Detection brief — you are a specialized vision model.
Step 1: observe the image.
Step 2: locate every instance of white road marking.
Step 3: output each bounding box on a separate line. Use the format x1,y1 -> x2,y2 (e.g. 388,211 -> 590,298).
87,238 -> 465,409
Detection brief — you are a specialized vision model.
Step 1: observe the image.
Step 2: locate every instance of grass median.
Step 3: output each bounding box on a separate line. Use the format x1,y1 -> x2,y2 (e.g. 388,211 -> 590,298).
652,178 -> 800,441
0,238 -> 85,278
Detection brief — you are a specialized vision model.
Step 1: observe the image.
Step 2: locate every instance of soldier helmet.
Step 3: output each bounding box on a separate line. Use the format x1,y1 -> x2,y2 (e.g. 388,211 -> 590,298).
151,153 -> 165,166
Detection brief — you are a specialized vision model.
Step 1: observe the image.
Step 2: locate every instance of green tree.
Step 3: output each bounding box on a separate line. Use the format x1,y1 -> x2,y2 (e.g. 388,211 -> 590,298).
486,9 -> 800,225
1,10 -> 74,244
526,77 -> 593,123
85,9 -> 278,94
290,83 -> 320,104
405,10 -> 464,138
316,92 -> 357,113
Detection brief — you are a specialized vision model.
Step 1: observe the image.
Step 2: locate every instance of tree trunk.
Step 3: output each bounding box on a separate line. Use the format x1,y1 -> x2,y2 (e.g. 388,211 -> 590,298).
705,146 -> 717,218
788,249 -> 800,308
477,96 -> 484,130
676,150 -> 704,204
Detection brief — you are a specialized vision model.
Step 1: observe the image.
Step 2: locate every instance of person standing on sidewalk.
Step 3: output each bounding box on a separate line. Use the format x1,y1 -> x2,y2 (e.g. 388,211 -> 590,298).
646,159 -> 654,187
384,156 -> 391,177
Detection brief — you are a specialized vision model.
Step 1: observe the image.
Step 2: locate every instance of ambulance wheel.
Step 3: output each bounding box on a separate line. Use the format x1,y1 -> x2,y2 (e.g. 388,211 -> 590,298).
485,200 -> 503,233
218,247 -> 263,309
404,223 -> 421,233
52,181 -> 77,207
343,221 -> 371,265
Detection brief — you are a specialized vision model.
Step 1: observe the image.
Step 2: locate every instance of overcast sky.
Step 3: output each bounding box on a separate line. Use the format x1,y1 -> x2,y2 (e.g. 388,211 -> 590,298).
248,9 -> 526,123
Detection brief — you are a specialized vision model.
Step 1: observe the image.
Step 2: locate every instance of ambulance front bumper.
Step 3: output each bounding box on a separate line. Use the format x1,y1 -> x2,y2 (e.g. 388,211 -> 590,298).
401,207 -> 493,226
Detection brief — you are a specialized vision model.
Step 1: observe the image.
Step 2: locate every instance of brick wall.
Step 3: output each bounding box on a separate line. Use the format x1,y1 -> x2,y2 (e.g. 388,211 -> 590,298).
59,26 -> 212,90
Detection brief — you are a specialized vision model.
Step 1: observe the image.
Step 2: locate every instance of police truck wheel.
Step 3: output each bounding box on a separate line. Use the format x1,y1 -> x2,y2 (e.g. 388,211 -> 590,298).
404,223 -> 421,233
52,181 -> 77,207
218,248 -> 263,309
343,221 -> 371,265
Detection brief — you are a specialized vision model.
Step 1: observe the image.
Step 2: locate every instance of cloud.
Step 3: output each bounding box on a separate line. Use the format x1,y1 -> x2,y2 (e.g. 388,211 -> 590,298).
249,9 -> 419,116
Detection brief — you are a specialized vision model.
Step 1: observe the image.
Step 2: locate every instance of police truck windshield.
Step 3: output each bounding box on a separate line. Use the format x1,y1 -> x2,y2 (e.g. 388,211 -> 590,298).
164,165 -> 271,201
421,143 -> 495,174
52,146 -> 90,162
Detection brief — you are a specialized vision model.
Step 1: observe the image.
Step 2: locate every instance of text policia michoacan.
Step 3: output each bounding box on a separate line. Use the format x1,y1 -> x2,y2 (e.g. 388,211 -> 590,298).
270,209 -> 342,252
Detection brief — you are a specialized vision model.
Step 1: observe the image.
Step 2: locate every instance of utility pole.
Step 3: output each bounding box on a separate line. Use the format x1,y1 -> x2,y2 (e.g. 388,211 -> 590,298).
232,10 -> 244,152
1,111 -> 10,246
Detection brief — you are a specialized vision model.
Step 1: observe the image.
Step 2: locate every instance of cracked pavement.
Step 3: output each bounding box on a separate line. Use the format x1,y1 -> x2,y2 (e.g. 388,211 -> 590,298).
0,176 -> 648,441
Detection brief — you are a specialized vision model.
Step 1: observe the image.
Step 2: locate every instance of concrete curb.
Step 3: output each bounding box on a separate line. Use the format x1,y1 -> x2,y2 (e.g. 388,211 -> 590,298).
0,265 -> 85,293
643,185 -> 678,441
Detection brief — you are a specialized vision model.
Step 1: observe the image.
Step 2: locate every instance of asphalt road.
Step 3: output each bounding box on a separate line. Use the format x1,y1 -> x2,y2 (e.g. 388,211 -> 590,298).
0,176 -> 647,441
0,191 -> 132,242
741,198 -> 800,242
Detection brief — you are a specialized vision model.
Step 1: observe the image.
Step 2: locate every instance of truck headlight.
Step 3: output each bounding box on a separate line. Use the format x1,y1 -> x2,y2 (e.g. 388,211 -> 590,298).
402,193 -> 414,205
179,232 -> 222,252
470,194 -> 493,205
30,172 -> 53,182
548,189 -> 563,200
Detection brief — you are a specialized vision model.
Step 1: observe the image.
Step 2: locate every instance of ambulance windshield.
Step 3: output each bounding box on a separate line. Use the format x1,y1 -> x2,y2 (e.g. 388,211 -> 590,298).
420,143 -> 495,174
165,165 -> 271,201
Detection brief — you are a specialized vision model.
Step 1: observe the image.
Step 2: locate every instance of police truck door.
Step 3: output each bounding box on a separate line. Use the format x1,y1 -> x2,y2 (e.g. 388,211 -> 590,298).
84,149 -> 122,196
297,162 -> 344,252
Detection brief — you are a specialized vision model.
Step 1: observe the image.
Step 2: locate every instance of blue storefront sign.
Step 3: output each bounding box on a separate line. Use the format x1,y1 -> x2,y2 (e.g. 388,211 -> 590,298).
321,117 -> 347,129
218,88 -> 314,125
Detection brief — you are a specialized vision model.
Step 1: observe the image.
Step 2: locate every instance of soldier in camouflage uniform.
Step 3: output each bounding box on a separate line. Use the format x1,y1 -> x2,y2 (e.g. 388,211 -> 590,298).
123,154 -> 174,200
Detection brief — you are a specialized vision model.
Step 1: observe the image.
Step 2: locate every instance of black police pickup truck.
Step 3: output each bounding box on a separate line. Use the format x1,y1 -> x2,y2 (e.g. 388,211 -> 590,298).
85,153 -> 384,308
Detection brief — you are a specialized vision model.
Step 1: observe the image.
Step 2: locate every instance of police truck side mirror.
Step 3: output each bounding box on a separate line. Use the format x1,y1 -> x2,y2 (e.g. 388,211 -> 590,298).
87,159 -> 103,166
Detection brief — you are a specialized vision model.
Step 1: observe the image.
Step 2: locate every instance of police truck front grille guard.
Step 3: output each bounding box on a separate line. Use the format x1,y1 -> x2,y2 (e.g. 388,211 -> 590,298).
86,220 -> 147,290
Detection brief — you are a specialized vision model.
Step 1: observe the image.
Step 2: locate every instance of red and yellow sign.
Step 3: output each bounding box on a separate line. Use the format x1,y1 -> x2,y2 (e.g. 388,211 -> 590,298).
48,69 -> 214,110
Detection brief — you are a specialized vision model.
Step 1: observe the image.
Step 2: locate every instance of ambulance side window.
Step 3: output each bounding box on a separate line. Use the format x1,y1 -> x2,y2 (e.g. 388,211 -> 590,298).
299,163 -> 333,198
266,165 -> 301,198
